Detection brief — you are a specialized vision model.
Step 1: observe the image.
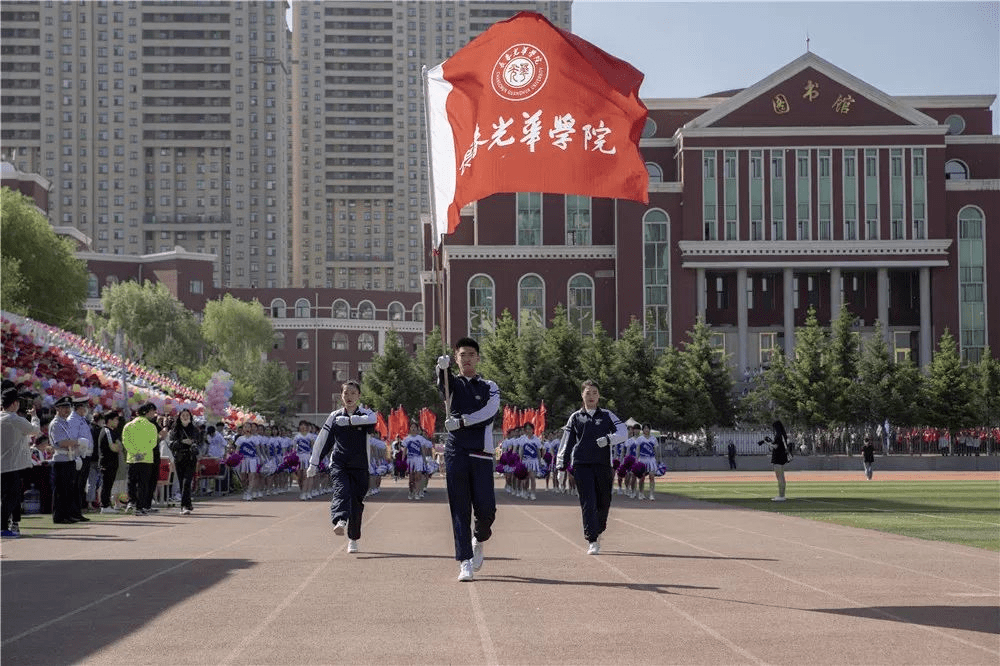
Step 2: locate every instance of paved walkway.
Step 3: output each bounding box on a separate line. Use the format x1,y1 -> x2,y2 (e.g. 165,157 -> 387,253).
2,474 -> 997,665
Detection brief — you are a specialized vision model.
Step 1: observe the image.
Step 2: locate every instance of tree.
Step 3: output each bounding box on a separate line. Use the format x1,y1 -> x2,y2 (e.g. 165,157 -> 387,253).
510,320 -> 546,408
1,187 -> 87,328
578,320 -> 616,394
248,360 -> 295,426
973,347 -> 1000,428
478,309 -> 520,405
922,330 -> 979,449
857,321 -> 903,429
201,294 -> 274,380
826,304 -> 862,426
533,304 -> 585,422
786,307 -> 831,431
681,317 -> 735,429
360,329 -> 431,417
97,280 -> 202,372
413,326 -> 448,421
609,317 -> 658,424
651,344 -> 701,433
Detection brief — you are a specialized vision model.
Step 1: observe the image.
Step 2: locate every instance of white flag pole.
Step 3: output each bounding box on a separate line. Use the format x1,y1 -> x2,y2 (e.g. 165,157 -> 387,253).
422,64 -> 450,413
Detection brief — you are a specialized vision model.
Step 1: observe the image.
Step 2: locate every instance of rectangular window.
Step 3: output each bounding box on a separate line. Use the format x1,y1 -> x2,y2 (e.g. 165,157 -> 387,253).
750,150 -> 764,240
864,149 -> 879,239
703,150 -> 718,240
796,149 -> 810,240
516,192 -> 541,245
818,149 -> 832,240
843,149 -> 858,240
770,151 -> 785,240
760,332 -> 777,366
565,195 -> 591,245
724,150 -> 738,240
911,148 -> 926,239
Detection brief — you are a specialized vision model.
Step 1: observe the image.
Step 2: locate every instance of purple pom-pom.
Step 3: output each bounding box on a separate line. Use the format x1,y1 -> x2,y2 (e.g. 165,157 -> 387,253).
631,462 -> 647,477
514,462 -> 528,480
224,452 -> 244,468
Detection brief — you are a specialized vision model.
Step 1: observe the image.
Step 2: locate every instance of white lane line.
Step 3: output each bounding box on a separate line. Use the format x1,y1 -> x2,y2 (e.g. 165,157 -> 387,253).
466,581 -> 499,666
515,507 -> 768,666
217,502 -> 391,666
617,516 -> 1000,658
795,496 -> 1000,527
1,504 -> 319,648
665,507 -> 998,592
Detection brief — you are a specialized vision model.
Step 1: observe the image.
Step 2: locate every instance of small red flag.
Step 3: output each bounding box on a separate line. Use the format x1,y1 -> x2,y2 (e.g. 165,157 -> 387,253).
426,11 -> 648,240
420,408 -> 437,437
535,401 -> 546,435
375,412 -> 388,440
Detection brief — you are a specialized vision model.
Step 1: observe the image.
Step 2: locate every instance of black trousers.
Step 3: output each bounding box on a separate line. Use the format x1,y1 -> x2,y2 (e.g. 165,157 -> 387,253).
573,464 -> 613,543
127,463 -> 154,510
51,461 -> 77,522
175,460 -> 196,510
76,458 -> 92,511
100,462 -> 119,508
444,452 -> 496,562
328,465 -> 368,540
1,469 -> 23,529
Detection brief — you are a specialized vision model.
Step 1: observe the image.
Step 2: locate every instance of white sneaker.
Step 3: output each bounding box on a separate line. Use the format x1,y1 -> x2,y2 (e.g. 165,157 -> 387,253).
457,559 -> 474,582
100,507 -> 117,515
772,496 -> 786,502
347,539 -> 359,553
471,538 -> 484,571
648,493 -> 655,501
587,541 -> 600,555
333,519 -> 347,535
180,508 -> 191,515
529,492 -> 536,501
408,492 -> 414,500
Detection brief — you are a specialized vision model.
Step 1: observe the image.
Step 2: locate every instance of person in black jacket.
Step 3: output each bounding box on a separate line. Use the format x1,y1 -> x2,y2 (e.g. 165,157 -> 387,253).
98,411 -> 122,513
168,409 -> 202,515
307,380 -> 377,553
557,380 -> 627,555
759,419 -> 791,501
437,337 -> 501,582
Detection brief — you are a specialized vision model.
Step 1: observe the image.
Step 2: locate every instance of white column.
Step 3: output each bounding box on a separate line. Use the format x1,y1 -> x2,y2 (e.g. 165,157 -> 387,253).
783,267 -> 795,355
877,267 -> 890,343
920,267 -> 932,369
737,268 -> 748,375
830,267 -> 842,320
696,268 -> 707,320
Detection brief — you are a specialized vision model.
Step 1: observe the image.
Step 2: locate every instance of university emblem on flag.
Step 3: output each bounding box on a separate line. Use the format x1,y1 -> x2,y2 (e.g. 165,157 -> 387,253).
492,44 -> 549,101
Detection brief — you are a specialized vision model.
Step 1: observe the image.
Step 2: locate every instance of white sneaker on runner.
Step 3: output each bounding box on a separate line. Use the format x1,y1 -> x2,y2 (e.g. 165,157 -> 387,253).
772,496 -> 786,502
458,559 -> 474,582
587,541 -> 600,555
333,519 -> 347,535
472,538 -> 484,571
347,539 -> 359,553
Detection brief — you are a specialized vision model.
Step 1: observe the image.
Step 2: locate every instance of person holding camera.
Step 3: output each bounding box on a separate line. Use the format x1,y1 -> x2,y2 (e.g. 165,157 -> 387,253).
759,419 -> 791,501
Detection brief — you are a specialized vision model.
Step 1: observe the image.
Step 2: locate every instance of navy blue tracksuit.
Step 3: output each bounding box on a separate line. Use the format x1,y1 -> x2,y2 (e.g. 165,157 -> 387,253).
438,369 -> 500,562
557,407 -> 626,543
313,407 -> 376,541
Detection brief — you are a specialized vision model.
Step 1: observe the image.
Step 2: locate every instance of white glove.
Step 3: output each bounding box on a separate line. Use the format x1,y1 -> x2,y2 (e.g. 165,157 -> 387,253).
350,414 -> 370,426
596,436 -> 610,448
444,417 -> 461,432
306,464 -> 318,478
436,355 -> 451,370
75,458 -> 83,470
78,437 -> 92,456
335,415 -> 351,427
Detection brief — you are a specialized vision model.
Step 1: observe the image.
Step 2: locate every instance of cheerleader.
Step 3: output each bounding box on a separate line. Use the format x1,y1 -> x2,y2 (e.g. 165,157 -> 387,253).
635,424 -> 659,501
294,421 -> 313,500
611,436 -> 625,496
502,426 -> 521,494
624,425 -> 639,499
518,423 -> 542,500
367,435 -> 387,496
307,380 -> 377,553
234,423 -> 260,501
403,421 -> 432,500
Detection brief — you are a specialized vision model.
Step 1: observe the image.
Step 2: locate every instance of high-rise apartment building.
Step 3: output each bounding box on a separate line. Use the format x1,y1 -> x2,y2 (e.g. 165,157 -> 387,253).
290,1 -> 572,290
0,0 -> 290,289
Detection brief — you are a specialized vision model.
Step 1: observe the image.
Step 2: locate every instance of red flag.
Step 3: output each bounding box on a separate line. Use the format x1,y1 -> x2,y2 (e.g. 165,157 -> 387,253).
420,408 -> 437,437
426,11 -> 648,240
535,401 -> 546,435
521,408 -> 536,427
375,412 -> 388,440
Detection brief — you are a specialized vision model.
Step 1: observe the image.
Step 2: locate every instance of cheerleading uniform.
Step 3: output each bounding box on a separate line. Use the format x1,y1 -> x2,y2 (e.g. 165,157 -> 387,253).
636,436 -> 657,477
404,435 -> 430,473
236,435 -> 259,474
294,433 -> 313,468
520,436 -> 542,474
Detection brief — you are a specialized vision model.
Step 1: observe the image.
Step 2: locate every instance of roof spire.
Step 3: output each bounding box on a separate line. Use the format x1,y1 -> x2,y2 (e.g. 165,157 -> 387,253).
806,31 -> 811,53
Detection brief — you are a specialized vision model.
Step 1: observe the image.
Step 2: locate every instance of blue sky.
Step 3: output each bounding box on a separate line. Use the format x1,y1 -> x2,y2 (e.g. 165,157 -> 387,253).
571,1 -> 999,129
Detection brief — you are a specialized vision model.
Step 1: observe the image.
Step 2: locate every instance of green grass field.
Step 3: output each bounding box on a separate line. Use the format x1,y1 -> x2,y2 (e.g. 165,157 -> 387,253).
664,480 -> 1000,550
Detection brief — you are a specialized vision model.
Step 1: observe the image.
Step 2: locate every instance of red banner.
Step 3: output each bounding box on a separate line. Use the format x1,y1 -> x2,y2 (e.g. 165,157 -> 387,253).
426,11 -> 648,240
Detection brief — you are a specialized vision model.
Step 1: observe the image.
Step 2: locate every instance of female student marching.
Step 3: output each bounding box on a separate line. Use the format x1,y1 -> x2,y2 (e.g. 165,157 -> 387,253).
308,381 -> 377,553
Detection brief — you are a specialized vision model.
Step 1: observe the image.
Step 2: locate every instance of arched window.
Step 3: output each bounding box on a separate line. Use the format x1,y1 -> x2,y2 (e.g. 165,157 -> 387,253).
332,299 -> 349,319
296,332 -> 309,350
646,162 -> 663,183
945,159 -> 969,180
358,300 -> 375,320
331,332 -> 348,350
468,274 -> 495,339
270,297 -> 286,318
567,274 -> 594,337
358,332 -> 375,352
388,301 -> 405,321
105,275 -> 119,287
641,117 -> 657,138
518,274 -> 545,331
87,273 -> 99,298
412,303 -> 424,322
294,298 -> 311,318
272,333 -> 285,350
643,209 -> 671,351
958,206 -> 986,363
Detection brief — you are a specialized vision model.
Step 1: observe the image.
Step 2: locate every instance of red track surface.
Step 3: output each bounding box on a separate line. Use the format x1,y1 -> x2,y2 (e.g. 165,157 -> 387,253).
2,474 -> 997,665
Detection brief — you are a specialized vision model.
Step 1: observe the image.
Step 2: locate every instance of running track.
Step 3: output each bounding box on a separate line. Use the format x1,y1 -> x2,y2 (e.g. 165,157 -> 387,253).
2,472 -> 997,665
